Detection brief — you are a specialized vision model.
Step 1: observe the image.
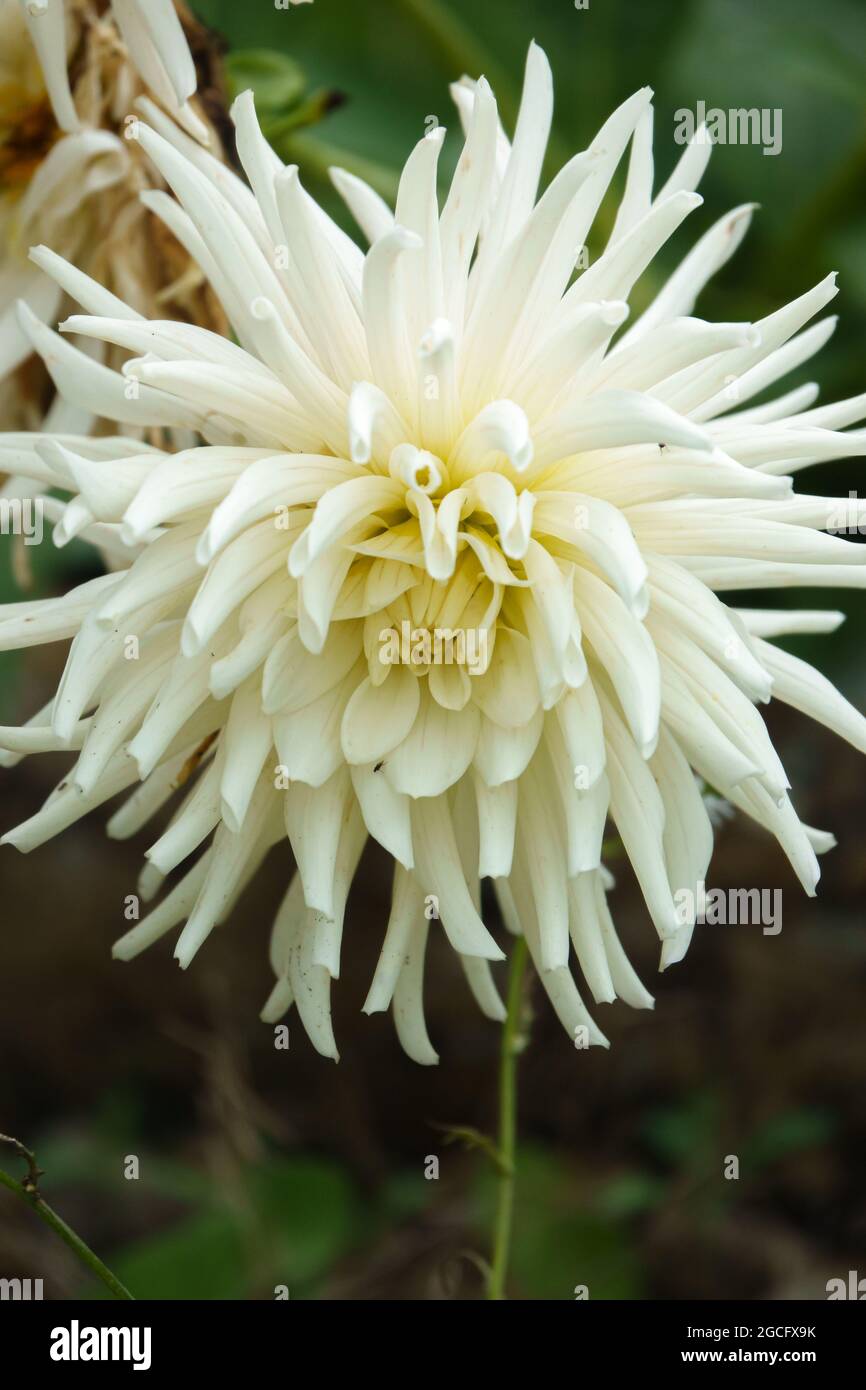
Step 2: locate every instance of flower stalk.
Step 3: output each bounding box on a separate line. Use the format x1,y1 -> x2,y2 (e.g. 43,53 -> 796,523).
487,935 -> 529,1301
0,1134 -> 134,1302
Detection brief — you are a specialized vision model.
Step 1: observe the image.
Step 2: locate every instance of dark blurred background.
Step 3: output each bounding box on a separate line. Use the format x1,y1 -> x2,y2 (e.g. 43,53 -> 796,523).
1,0 -> 865,1300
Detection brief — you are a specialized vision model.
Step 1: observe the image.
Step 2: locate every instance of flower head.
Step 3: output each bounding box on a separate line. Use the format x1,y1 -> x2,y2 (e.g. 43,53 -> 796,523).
3,43 -> 866,1062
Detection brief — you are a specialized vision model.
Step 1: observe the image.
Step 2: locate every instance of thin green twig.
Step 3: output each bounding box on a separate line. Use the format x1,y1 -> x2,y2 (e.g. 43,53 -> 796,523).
487,935 -> 529,1300
0,1134 -> 134,1301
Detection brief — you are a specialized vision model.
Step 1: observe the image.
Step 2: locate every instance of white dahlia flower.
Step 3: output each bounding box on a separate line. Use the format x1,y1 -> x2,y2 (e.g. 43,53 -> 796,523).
0,0 -> 226,431
3,43 -> 866,1063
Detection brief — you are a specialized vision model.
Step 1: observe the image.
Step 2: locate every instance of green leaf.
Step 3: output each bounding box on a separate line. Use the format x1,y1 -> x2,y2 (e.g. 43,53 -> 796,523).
474,1145 -> 643,1300
743,1107 -> 836,1170
597,1172 -> 667,1219
642,1092 -> 720,1168
249,1156 -> 362,1288
94,1211 -> 246,1300
225,49 -> 306,114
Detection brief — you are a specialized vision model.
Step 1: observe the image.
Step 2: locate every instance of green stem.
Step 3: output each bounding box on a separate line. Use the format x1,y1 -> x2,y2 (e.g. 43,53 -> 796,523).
0,1146 -> 134,1301
487,934 -> 528,1301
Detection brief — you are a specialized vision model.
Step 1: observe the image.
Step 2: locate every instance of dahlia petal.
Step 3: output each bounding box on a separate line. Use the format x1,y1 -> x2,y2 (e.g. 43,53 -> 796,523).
568,190 -> 703,312
283,770 -> 353,920
667,273 -> 838,418
210,575 -> 293,700
727,780 -> 820,896
599,692 -> 681,940
19,0 -> 80,131
594,318 -> 758,395
273,667 -> 360,788
351,762 -> 414,868
460,956 -> 507,1022
509,839 -> 609,1047
283,904 -> 340,1062
275,167 -> 369,387
146,748 -> 223,876
29,246 -> 142,319
567,871 -> 617,1004
220,679 -> 273,831
531,388 -> 711,474
608,106 -> 654,246
310,801 -> 367,979
555,679 -> 606,789
619,203 -> 756,347
724,382 -> 820,426
19,303 -> 194,428
755,638 -> 866,754
582,879 -> 647,1010
440,76 -> 499,333
74,628 -> 176,793
330,167 -> 395,245
112,0 -> 202,137
395,127 -> 446,343
106,750 -> 190,840
481,41 -> 553,265
290,475 -> 404,576
736,608 -> 844,638
698,319 -> 837,425
347,381 -> 409,467
508,300 -> 629,416
386,688 -> 480,798
392,916 -> 439,1065
471,628 -> 540,728
412,795 -> 504,960
516,761 -> 571,971
362,225 -> 424,422
651,725 -> 713,961
474,773 -> 518,879
174,777 -> 274,969
363,865 -> 422,1013
658,662 -> 763,794
686,557 -> 866,590
340,666 -> 420,766
428,662 -> 472,711
0,574 -> 120,650
654,120 -> 712,201
113,852 -> 212,962
474,707 -> 543,786
646,553 -> 773,704
574,569 -> 660,757
2,750 -> 139,852
263,622 -> 361,718
40,443 -> 152,522
136,124 -> 303,356
463,471 -> 534,555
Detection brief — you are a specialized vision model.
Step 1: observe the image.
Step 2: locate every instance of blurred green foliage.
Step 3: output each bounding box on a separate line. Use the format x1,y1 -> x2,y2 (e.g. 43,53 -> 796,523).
35,1129 -> 370,1299
20,1083 -> 833,1299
